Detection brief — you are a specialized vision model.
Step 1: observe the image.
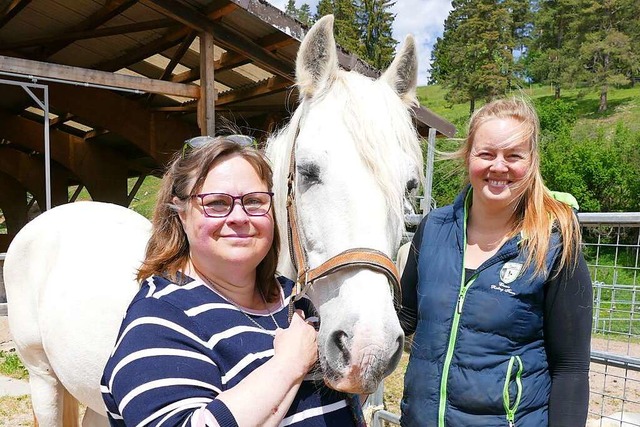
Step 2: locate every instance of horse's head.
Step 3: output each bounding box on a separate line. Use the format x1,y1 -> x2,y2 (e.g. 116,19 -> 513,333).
268,15 -> 423,394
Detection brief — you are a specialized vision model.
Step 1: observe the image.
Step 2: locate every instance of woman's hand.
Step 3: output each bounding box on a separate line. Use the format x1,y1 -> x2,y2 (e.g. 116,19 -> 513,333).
273,310 -> 318,379
213,310 -> 318,426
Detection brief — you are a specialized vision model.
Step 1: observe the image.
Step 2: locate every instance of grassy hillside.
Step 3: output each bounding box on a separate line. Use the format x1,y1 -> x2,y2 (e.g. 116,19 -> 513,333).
417,83 -> 640,136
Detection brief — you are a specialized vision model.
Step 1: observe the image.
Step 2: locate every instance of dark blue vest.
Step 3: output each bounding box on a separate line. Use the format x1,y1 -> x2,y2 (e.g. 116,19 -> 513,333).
401,188 -> 561,427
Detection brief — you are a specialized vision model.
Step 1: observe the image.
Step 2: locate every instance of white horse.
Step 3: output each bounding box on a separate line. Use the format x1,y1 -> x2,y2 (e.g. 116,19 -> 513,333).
4,15 -> 423,426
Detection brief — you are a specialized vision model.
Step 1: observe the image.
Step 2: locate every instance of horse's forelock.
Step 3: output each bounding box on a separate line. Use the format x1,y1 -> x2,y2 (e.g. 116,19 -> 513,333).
337,72 -> 423,237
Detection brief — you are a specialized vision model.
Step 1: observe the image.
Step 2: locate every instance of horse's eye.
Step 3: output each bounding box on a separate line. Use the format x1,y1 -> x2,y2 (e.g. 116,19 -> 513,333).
406,178 -> 418,194
298,162 -> 322,186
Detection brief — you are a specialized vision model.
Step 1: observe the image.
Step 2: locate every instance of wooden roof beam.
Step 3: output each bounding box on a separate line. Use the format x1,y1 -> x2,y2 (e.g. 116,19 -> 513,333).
39,0 -> 139,59
216,75 -> 292,106
145,31 -> 197,104
140,0 -> 216,33
95,24 -> 191,72
0,55 -> 200,98
159,32 -> 197,81
0,0 -> 31,30
94,2 -> 239,73
170,32 -> 295,83
1,19 -> 174,51
216,104 -> 289,112
141,0 -> 293,79
45,82 -> 197,164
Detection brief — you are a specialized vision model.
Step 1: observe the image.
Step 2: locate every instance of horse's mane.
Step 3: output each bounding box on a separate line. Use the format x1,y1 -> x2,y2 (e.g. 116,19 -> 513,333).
336,71 -> 423,226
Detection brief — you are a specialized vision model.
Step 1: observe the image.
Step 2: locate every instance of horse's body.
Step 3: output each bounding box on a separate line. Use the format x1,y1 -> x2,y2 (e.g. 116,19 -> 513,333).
4,202 -> 151,426
4,15 -> 422,426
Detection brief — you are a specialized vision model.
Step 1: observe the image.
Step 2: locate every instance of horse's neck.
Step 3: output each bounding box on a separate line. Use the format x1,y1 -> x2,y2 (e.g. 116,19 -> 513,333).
266,110 -> 302,281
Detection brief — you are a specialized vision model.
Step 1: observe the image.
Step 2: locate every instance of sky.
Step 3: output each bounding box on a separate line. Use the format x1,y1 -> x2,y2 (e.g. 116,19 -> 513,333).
265,0 -> 454,86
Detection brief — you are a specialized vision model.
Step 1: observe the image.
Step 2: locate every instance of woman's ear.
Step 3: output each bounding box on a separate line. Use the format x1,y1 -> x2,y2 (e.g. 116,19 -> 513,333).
173,197 -> 188,225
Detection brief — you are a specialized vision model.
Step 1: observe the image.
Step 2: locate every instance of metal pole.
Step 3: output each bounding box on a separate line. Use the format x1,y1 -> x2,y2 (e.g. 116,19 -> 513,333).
20,83 -> 51,210
43,85 -> 51,210
423,127 -> 437,215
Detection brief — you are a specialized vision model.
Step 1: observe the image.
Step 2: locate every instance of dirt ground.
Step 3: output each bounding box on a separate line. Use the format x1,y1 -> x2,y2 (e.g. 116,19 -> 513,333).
1,317 -> 639,425
0,317 -> 11,351
589,337 -> 640,421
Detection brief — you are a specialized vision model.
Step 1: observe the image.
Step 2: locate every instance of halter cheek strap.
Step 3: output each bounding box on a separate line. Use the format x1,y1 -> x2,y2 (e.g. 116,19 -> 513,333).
285,127 -> 402,322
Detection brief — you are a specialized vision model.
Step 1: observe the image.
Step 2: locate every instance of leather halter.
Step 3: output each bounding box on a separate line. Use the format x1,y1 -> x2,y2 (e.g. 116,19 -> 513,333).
285,127 -> 402,316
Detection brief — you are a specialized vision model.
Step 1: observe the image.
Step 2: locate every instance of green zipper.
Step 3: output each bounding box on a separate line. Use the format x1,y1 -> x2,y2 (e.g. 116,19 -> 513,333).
437,190 -> 473,427
502,355 -> 524,427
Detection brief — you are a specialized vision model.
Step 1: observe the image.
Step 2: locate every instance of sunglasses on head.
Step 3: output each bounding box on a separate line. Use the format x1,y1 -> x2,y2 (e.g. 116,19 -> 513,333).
181,134 -> 257,158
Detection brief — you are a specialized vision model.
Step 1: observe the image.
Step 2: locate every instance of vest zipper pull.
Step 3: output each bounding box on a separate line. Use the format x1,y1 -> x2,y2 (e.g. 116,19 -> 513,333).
457,294 -> 464,313
509,422 -> 515,427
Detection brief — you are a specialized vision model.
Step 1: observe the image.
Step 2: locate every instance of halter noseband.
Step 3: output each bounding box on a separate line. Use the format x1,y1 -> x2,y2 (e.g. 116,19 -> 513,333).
285,125 -> 402,319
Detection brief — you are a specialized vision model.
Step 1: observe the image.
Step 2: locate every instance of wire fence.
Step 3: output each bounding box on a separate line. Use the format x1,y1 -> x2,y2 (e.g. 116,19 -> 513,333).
369,213 -> 640,427
582,213 -> 640,427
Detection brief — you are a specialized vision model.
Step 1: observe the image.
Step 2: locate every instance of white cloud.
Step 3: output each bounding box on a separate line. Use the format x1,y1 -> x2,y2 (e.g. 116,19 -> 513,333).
264,0 -> 453,85
390,0 -> 452,85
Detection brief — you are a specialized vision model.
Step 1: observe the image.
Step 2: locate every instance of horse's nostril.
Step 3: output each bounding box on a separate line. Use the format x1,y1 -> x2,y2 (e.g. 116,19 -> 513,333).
329,330 -> 351,366
384,334 -> 405,377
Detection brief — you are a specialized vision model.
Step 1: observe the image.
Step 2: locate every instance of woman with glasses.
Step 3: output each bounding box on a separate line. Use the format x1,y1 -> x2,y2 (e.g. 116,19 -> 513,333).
101,136 -> 358,426
399,98 -> 592,427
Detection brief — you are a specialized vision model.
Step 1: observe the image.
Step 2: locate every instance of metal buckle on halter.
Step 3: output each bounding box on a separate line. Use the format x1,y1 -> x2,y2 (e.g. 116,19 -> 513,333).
294,270 -> 309,301
287,172 -> 295,191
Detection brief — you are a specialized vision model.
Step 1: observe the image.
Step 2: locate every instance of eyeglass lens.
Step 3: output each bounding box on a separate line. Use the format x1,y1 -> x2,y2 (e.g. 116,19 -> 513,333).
198,192 -> 272,217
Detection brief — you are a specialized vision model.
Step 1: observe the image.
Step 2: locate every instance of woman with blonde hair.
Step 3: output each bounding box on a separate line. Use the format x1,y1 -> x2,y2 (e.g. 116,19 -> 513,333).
399,98 -> 592,426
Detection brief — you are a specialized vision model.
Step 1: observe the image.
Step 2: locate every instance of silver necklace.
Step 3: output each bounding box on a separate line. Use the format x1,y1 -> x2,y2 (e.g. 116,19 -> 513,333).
227,288 -> 281,331
199,271 -> 280,330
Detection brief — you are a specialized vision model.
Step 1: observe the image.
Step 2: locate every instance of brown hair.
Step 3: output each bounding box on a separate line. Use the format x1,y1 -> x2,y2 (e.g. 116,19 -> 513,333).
137,137 -> 282,302
449,97 -> 581,277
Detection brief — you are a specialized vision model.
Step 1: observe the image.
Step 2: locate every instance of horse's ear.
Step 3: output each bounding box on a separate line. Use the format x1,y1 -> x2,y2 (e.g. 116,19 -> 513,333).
296,14 -> 339,99
380,35 -> 418,105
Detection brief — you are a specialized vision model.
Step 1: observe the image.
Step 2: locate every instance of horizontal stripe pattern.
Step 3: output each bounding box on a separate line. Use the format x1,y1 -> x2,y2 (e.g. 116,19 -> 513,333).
101,275 -> 355,426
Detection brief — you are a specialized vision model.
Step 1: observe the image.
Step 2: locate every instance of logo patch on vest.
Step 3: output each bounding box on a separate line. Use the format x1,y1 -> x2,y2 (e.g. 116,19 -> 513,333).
499,262 -> 523,284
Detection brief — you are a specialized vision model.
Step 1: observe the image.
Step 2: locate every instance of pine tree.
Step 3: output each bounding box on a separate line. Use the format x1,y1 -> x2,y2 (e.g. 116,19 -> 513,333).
430,0 -> 515,114
298,4 -> 312,25
356,0 -> 397,69
502,0 -> 531,84
333,0 -> 363,56
565,0 -> 637,111
526,0 -> 580,98
285,0 -> 297,17
315,0 -> 335,21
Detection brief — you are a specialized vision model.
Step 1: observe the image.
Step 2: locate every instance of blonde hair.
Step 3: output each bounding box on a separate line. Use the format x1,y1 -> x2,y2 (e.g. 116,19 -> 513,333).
137,137 -> 282,302
452,98 -> 581,277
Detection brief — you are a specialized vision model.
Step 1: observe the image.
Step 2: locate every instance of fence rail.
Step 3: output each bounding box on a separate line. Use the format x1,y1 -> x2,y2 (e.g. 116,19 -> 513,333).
368,212 -> 640,427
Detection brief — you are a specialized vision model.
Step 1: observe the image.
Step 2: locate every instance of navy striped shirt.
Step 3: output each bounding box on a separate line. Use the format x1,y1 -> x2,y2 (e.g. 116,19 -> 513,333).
101,275 -> 356,426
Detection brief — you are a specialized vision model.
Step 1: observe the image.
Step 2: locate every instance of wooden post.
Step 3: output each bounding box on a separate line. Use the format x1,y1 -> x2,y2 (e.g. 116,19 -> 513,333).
199,31 -> 215,136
